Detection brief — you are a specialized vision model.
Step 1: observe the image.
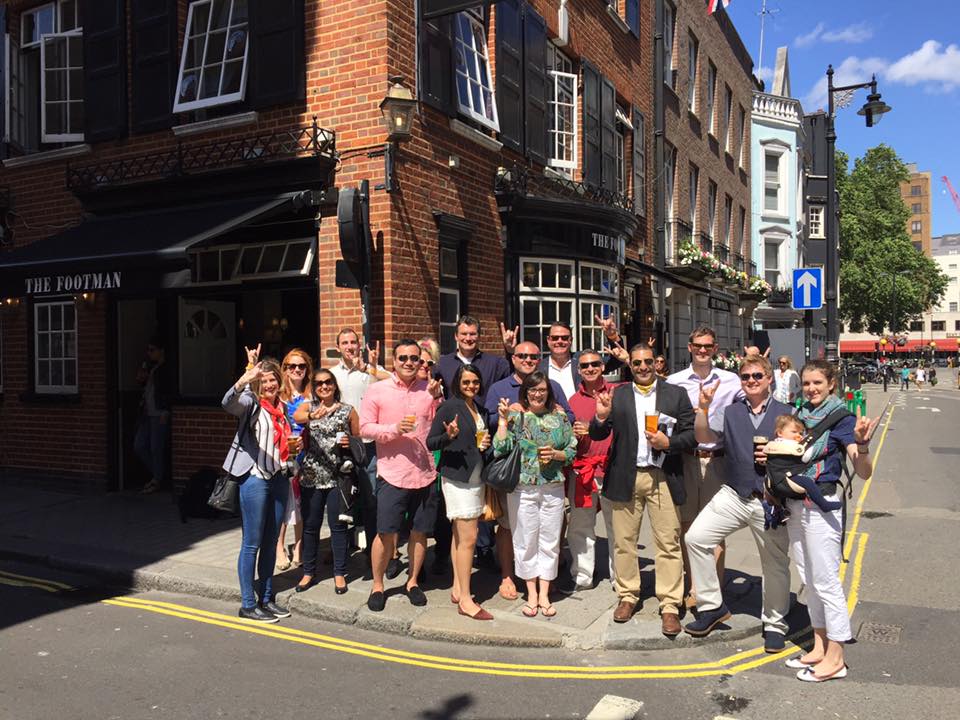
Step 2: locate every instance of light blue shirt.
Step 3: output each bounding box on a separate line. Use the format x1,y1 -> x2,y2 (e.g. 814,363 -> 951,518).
666,364 -> 744,450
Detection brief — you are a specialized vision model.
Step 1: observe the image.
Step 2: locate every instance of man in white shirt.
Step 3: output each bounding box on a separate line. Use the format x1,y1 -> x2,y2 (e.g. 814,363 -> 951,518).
537,316 -> 625,401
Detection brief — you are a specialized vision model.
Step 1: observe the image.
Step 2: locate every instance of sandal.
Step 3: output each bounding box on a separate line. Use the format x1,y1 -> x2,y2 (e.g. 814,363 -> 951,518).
539,603 -> 557,618
521,604 -> 539,618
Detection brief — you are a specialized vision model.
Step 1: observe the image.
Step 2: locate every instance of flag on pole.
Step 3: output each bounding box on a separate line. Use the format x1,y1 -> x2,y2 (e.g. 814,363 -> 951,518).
707,0 -> 730,13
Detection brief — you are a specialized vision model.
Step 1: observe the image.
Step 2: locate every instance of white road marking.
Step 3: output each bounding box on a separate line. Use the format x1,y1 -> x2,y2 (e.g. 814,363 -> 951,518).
585,695 -> 645,720
915,406 -> 942,412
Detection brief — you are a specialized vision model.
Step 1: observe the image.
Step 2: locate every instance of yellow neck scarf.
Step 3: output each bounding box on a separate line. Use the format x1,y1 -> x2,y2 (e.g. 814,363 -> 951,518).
634,381 -> 655,395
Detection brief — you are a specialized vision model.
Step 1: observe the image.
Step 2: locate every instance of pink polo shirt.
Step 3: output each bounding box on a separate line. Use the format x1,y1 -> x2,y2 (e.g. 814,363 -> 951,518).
359,373 -> 437,489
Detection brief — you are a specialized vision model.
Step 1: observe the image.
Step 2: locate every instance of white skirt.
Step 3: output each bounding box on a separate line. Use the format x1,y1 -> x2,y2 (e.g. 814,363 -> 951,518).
441,463 -> 484,520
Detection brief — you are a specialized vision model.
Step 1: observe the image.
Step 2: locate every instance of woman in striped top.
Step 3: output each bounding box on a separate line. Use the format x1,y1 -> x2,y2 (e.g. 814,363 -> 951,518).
222,349 -> 295,624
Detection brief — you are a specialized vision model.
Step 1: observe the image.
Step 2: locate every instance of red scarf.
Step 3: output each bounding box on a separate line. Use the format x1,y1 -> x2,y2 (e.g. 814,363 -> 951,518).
260,398 -> 291,463
572,455 -> 607,508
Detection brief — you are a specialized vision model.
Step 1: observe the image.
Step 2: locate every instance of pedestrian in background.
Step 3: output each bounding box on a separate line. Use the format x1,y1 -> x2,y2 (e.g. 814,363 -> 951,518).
786,360 -> 879,683
135,336 -> 173,494
773,355 -> 801,405
427,364 -> 494,621
900,365 -> 910,391
494,371 -> 577,618
222,346 -> 293,624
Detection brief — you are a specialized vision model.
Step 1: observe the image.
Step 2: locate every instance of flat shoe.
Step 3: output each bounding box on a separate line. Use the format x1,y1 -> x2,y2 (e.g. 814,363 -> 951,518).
797,665 -> 848,682
450,593 -> 459,605
458,606 -> 494,621
785,657 -> 818,669
521,604 -> 538,618
295,577 -> 317,593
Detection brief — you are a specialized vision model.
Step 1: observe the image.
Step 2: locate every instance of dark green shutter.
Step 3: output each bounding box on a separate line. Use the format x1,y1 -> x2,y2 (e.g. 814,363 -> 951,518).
83,0 -> 127,142
131,0 -> 177,132
249,0 -> 305,109
495,0 -> 523,151
419,15 -> 455,115
582,61 -> 601,188
522,6 -> 547,164
0,7 -> 7,147
626,0 -> 640,37
632,106 -> 646,216
600,76 -> 616,190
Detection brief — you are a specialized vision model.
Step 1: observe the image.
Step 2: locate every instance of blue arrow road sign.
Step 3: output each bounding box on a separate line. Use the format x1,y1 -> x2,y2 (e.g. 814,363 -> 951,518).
792,268 -> 823,310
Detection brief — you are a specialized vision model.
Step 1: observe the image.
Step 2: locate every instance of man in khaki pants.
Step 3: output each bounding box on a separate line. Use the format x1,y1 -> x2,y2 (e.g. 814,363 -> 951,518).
590,345 -> 697,636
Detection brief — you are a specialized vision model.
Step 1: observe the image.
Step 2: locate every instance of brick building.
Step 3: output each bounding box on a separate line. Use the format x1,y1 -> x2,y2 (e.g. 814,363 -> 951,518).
0,0 -> 661,490
655,0 -> 758,368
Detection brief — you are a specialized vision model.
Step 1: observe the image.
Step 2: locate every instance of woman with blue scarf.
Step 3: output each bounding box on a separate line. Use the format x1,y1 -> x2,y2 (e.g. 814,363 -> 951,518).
785,360 -> 879,683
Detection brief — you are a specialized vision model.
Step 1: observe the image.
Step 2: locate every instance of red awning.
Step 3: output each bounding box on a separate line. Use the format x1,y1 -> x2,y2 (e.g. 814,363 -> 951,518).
842,339 -> 956,353
839,341 -> 878,353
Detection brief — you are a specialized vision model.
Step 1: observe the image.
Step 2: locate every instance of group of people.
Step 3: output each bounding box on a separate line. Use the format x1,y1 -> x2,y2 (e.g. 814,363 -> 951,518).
220,316 -> 880,684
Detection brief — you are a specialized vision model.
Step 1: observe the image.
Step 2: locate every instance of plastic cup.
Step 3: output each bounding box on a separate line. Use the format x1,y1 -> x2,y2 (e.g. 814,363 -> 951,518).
644,413 -> 659,434
476,429 -> 487,448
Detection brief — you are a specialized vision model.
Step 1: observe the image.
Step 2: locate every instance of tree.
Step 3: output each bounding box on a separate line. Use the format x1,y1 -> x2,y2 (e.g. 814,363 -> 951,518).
836,144 -> 947,334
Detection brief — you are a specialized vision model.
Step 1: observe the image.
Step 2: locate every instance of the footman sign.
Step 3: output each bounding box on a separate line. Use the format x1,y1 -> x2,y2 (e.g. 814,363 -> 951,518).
25,271 -> 122,295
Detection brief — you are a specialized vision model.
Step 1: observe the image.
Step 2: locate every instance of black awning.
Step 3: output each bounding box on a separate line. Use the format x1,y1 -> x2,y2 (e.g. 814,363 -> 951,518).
0,194 -> 297,296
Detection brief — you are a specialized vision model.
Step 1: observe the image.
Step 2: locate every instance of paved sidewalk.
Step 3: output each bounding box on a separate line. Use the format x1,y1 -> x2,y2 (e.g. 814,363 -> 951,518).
0,481 -> 805,650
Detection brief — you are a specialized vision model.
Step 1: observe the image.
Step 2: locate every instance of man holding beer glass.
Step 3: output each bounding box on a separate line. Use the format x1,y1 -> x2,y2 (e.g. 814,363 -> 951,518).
682,353 -> 792,651
590,344 -> 696,636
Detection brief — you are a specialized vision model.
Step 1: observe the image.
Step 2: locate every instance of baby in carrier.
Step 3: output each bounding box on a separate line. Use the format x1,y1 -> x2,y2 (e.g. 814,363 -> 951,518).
763,415 -> 841,513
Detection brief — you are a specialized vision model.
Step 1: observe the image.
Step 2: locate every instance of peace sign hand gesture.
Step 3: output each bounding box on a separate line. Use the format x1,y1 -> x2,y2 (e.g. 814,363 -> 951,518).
698,379 -> 721,411
444,415 -> 460,440
853,405 -> 881,446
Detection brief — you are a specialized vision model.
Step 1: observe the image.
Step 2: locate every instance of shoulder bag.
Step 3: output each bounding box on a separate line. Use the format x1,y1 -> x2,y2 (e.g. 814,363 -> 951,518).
208,404 -> 254,514
481,412 -> 524,493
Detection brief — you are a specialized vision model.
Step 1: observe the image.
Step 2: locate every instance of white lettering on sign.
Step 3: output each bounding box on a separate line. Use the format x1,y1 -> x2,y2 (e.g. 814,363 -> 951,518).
591,232 -> 626,264
25,271 -> 121,295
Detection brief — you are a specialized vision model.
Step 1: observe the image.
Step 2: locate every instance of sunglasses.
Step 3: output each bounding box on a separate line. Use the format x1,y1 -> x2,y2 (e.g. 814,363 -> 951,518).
740,372 -> 766,382
689,342 -> 716,351
580,360 -> 604,369
461,379 -> 481,386
285,363 -> 307,371
421,359 -> 435,367
548,334 -> 571,342
631,358 -> 656,367
314,378 -> 335,387
396,355 -> 423,364
515,353 -> 541,361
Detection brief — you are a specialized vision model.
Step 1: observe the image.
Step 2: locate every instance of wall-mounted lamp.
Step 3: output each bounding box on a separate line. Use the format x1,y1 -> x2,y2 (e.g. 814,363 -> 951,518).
370,76 -> 416,193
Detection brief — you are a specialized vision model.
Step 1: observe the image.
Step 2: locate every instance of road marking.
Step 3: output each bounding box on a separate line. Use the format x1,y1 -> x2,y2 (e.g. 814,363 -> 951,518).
842,405 -> 893,563
914,406 -> 941,412
0,569 -> 72,593
585,695 -> 644,719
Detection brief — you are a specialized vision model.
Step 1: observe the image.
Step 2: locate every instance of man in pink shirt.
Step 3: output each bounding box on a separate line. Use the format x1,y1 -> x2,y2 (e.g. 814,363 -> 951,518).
360,339 -> 440,612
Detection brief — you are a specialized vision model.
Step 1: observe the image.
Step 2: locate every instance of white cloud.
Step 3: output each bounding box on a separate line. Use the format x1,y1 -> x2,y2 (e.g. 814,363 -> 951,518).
756,66 -> 774,82
822,23 -> 874,44
886,40 -> 960,92
794,23 -> 824,48
802,56 -> 890,112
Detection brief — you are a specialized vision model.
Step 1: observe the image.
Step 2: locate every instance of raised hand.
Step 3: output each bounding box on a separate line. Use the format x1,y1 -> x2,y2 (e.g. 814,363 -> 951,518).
427,376 -> 443,398
853,405 -> 881,445
500,322 -> 520,353
444,415 -> 460,439
244,343 -> 261,367
609,338 -> 628,364
239,361 -> 262,386
646,336 -> 656,349
497,397 -> 511,420
366,341 -> 380,370
698,379 -> 721,410
595,313 -> 619,340
595,390 -> 612,421
310,402 -> 339,420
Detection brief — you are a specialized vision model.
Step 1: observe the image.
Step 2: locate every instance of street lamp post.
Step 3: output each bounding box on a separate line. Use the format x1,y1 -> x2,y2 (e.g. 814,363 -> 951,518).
824,66 -> 892,364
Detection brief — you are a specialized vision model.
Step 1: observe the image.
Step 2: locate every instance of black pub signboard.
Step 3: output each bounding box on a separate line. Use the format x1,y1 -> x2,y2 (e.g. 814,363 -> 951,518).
25,271 -> 122,295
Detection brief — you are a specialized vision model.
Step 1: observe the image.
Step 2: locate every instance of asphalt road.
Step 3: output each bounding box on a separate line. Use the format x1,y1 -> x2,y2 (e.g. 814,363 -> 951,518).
2,385 -> 959,720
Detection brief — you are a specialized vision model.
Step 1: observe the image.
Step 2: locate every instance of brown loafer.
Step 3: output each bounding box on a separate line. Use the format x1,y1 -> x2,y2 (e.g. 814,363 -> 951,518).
613,600 -> 636,623
661,612 -> 682,636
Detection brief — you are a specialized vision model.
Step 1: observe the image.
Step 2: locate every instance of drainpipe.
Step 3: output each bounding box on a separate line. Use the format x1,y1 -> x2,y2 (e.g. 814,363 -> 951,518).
653,0 -> 666,351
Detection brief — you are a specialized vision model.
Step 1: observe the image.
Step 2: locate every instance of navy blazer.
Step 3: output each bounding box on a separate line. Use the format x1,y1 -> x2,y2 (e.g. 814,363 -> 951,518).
426,398 -> 492,484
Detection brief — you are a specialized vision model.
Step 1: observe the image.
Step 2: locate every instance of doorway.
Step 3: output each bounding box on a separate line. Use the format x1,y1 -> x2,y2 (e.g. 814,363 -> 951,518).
116,299 -> 159,492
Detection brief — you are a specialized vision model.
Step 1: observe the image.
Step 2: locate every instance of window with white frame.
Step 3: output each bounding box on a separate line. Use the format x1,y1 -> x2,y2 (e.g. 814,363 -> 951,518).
520,258 -> 574,293
689,163 -> 699,231
763,150 -> 785,215
438,241 -> 464,354
723,195 -> 732,246
738,105 -> 746,167
453,9 -> 499,131
663,2 -> 676,89
41,32 -> 84,142
580,262 -> 620,353
547,44 -> 576,174
173,0 -> 250,113
808,206 -> 825,238
191,239 -> 314,283
20,3 -> 56,48
706,61 -> 717,135
34,300 -> 77,394
687,32 -> 698,110
764,238 -> 782,288
707,180 -> 717,238
911,220 -> 922,234
950,302 -> 958,313
723,87 -> 733,153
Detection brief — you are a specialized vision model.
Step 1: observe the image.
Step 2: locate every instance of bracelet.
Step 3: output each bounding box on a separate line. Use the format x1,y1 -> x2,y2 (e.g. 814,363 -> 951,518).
857,443 -> 870,452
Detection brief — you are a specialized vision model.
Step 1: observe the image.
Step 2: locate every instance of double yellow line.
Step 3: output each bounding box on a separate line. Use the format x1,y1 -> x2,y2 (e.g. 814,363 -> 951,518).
0,569 -> 73,593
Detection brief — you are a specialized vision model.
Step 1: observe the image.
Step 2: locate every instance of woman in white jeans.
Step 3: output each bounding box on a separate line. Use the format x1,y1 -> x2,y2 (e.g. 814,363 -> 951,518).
787,360 -> 879,683
493,371 -> 576,618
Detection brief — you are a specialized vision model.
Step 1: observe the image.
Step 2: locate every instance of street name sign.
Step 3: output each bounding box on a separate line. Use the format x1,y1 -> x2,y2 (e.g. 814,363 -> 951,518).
792,267 -> 823,310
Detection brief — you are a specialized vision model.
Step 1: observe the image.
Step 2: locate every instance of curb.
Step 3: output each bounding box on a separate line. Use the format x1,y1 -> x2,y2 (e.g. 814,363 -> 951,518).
1,541 -> 763,651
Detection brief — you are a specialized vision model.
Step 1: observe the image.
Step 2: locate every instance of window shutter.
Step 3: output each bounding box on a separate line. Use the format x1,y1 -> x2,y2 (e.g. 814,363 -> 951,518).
249,0 -> 305,110
632,106 -> 646,216
626,0 -> 640,37
582,60 -> 601,188
419,15 -> 455,115
523,6 -> 547,164
0,11 -> 7,145
600,76 -> 616,190
495,0 -> 523,151
131,0 -> 177,133
83,0 -> 127,142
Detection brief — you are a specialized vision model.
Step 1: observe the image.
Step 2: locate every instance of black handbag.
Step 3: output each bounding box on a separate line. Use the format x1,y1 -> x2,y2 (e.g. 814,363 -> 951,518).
208,473 -> 240,513
481,412 -> 524,493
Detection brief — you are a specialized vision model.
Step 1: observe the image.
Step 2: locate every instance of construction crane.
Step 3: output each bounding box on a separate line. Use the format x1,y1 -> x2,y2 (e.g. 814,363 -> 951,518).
942,176 -> 960,215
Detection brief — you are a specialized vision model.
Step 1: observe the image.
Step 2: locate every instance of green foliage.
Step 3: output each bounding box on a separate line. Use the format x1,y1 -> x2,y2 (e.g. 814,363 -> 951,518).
837,144 -> 947,334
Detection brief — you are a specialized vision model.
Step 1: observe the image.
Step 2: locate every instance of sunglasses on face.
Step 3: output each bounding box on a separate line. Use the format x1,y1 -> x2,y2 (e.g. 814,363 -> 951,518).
314,378 -> 335,387
580,360 -> 604,369
285,363 -> 307,371
690,342 -> 716,351
421,358 -> 435,367
740,372 -> 766,382
548,334 -> 571,342
395,355 -> 423,364
515,353 -> 541,361
631,358 -> 656,367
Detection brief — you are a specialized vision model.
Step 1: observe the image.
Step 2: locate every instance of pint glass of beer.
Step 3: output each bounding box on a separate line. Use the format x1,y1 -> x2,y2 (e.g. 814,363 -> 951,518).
644,413 -> 659,434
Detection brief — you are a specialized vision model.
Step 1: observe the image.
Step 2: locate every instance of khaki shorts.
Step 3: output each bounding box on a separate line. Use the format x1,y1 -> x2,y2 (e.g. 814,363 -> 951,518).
679,453 -> 725,524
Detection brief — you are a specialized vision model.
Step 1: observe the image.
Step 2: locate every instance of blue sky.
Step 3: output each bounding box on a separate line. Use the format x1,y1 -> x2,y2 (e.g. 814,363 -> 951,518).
724,0 -> 960,236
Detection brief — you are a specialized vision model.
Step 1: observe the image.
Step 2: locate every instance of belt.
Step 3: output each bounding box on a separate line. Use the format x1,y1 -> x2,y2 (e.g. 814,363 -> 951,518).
687,448 -> 724,458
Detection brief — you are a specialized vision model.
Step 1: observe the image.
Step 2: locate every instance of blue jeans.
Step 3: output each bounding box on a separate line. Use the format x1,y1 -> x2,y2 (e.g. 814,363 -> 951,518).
237,470 -> 288,609
300,485 -> 349,577
134,415 -> 170,485
358,443 -> 378,550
